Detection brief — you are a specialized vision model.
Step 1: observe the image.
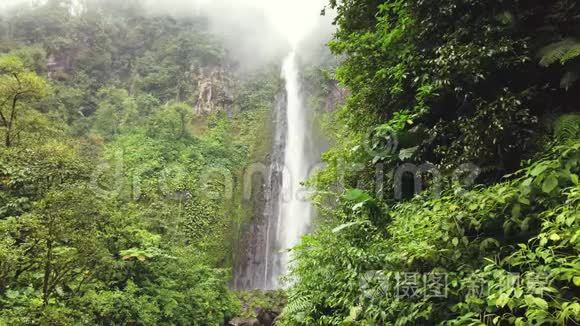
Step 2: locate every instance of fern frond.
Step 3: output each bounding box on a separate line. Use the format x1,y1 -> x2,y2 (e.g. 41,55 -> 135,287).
280,295 -> 312,320
554,114 -> 580,141
561,46 -> 580,64
539,38 -> 580,67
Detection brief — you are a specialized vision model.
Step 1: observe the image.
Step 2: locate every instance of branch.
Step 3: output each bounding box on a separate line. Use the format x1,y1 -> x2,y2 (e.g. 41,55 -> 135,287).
8,93 -> 19,129
12,73 -> 21,88
0,94 -> 11,127
47,260 -> 76,299
0,108 -> 7,127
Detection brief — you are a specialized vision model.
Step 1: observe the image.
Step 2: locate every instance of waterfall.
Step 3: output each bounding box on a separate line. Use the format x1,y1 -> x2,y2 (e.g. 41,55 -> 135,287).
270,51 -> 314,287
233,51 -> 317,290
232,0 -> 331,290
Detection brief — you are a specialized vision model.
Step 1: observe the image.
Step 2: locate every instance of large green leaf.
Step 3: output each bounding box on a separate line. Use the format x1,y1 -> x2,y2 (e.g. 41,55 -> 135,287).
542,175 -> 559,193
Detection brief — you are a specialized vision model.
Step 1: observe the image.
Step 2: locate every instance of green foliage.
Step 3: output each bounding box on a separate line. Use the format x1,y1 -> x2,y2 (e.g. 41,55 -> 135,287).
538,38 -> 580,90
554,114 -> 580,141
92,87 -> 138,139
282,0 -> 580,324
281,139 -> 580,325
322,0 -> 580,176
539,38 -> 580,67
0,54 -> 48,147
235,290 -> 287,319
147,102 -> 193,140
0,1 -> 282,324
0,134 -> 240,324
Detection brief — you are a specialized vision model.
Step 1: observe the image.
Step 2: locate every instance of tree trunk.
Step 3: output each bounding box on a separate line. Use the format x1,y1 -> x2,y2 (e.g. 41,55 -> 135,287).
42,239 -> 53,306
4,95 -> 18,148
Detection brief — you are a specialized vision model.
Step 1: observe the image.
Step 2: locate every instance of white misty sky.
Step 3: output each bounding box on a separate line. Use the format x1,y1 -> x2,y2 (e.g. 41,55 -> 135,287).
225,0 -> 328,47
150,0 -> 330,48
0,0 -> 330,42
0,0 -> 45,12
0,0 -> 332,55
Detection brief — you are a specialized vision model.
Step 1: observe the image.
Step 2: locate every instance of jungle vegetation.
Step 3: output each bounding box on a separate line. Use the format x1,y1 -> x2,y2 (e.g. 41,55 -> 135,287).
280,0 -> 580,325
0,1 -> 280,324
0,0 -> 578,325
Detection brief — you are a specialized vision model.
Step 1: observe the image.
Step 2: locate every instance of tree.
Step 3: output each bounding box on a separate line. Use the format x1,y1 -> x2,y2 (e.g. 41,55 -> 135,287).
0,55 -> 47,147
280,0 -> 580,324
92,87 -> 138,139
147,102 -> 193,140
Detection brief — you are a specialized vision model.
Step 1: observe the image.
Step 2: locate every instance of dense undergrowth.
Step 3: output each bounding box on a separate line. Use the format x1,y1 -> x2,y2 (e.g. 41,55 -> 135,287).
0,1 -> 280,324
0,0 -> 579,325
281,139 -> 580,325
280,0 -> 580,325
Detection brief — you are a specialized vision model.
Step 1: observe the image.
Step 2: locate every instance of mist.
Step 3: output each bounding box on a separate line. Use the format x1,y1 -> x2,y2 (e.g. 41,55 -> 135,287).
141,0 -> 334,68
144,1 -> 330,40
1,0 -> 334,69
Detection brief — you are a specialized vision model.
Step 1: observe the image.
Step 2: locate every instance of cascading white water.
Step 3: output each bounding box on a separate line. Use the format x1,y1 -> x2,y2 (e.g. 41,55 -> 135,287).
269,51 -> 314,287
233,50 -> 317,290
232,0 -> 331,290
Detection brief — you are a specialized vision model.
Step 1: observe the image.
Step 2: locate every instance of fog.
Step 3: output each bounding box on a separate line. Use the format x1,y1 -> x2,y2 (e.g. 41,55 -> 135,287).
143,0 -> 331,46
142,0 -> 334,67
0,0 -> 47,12
1,0 -> 335,67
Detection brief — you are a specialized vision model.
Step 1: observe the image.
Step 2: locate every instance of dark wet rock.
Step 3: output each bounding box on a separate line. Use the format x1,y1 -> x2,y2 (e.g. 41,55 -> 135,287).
256,308 -> 280,326
232,94 -> 287,290
228,308 -> 280,326
228,317 -> 260,326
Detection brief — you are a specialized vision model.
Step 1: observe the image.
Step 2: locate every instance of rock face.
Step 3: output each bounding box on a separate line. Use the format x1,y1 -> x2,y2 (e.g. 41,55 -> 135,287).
228,318 -> 260,326
47,51 -> 74,80
256,308 -> 280,326
232,94 -> 287,290
324,79 -> 347,113
193,64 -> 234,115
228,309 -> 281,326
46,47 -> 237,115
